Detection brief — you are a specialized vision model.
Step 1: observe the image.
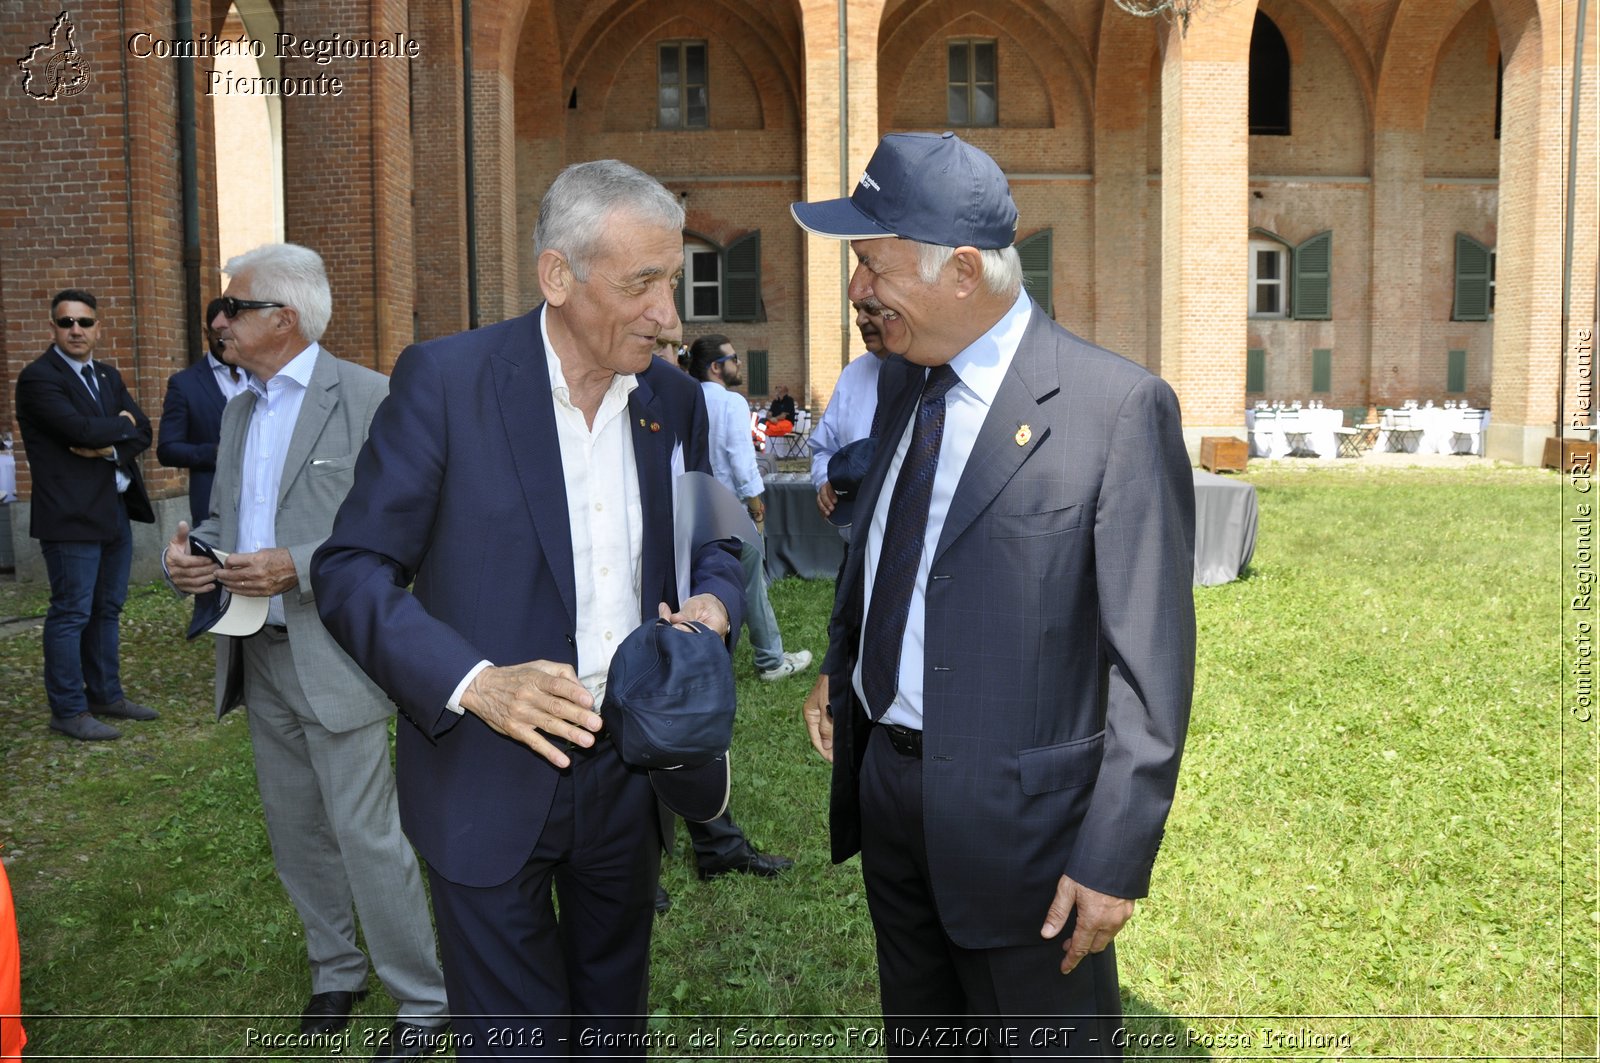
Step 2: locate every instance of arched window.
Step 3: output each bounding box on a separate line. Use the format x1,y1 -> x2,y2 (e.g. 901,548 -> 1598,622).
1249,12 -> 1291,136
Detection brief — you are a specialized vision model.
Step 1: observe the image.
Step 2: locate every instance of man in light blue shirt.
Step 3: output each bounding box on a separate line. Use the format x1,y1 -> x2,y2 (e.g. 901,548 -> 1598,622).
809,301 -> 890,521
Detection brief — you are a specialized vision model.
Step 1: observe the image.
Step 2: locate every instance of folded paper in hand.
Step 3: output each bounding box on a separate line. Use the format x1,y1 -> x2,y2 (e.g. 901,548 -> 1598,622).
185,536 -> 269,639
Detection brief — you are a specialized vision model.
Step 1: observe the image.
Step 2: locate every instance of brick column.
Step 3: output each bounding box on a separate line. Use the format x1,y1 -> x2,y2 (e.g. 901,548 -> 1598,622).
796,0 -> 884,413
1158,4 -> 1256,456
280,0 -> 414,371
1094,9 -> 1159,368
1,1 -> 194,579
411,0 -> 470,345
1488,0 -> 1597,462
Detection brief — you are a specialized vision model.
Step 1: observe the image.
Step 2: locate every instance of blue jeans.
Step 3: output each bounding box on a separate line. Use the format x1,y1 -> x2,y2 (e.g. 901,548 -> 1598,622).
741,537 -> 784,671
39,502 -> 131,718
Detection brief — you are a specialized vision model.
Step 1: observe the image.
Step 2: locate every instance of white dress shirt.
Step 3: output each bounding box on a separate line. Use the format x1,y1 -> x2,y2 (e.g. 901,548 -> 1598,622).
855,289 -> 1032,731
809,350 -> 885,490
55,346 -> 130,495
701,379 -> 764,501
208,352 -> 247,402
236,343 -> 318,627
447,306 -> 643,712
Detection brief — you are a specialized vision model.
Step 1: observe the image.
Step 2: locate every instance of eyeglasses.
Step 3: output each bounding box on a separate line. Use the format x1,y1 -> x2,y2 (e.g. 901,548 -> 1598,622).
217,296 -> 284,319
54,316 -> 96,329
714,354 -> 740,365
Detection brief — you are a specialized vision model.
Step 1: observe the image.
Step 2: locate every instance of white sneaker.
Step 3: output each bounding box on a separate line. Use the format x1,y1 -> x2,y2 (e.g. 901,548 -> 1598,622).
758,649 -> 814,681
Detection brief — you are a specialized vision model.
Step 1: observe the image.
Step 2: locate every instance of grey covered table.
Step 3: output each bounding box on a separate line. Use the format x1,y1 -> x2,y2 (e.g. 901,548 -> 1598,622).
761,469 -> 1257,587
762,473 -> 845,580
1192,470 -> 1258,586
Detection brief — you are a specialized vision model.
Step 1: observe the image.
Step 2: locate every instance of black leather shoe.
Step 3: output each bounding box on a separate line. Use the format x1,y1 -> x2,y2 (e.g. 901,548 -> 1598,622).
654,885 -> 672,915
373,1020 -> 452,1061
300,988 -> 368,1035
696,844 -> 795,880
90,699 -> 159,721
49,713 -> 120,741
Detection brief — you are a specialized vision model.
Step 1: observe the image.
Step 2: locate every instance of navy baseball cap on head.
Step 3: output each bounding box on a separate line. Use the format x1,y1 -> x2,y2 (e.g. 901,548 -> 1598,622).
826,437 -> 879,528
790,132 -> 1018,250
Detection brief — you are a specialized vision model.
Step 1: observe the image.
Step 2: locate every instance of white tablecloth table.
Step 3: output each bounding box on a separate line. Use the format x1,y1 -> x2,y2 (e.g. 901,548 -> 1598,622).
1247,409 -> 1342,459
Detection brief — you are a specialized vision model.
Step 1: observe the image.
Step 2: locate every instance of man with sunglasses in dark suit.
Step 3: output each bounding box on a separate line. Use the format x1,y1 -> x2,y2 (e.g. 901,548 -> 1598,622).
15,289 -> 157,741
158,297 -> 246,524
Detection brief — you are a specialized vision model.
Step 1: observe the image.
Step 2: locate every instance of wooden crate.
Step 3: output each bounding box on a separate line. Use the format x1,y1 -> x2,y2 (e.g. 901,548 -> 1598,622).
1543,437 -> 1597,473
1200,436 -> 1249,473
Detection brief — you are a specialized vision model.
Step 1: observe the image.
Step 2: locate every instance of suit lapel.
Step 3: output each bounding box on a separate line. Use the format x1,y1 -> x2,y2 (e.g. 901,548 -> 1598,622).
46,349 -> 101,417
628,376 -> 672,617
277,349 -> 338,506
217,386 -> 253,545
934,314 -> 1061,560
493,312 -> 578,632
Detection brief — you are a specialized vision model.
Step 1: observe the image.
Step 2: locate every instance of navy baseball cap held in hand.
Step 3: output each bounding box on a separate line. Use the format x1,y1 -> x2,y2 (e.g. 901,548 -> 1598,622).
826,437 -> 879,528
602,618 -> 734,822
790,131 -> 1018,250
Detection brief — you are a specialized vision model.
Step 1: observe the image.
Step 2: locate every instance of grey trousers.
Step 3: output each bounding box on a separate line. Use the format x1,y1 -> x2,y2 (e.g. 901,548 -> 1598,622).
242,629 -> 448,1022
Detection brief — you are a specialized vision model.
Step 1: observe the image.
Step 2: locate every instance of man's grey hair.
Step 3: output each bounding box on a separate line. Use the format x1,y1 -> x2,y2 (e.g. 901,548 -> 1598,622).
914,241 -> 1023,299
222,243 -> 332,343
534,160 -> 685,281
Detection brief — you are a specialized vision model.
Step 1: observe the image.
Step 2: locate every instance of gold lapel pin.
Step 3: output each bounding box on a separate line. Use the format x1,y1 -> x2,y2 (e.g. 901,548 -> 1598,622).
1015,424 -> 1032,446
650,421 -> 661,433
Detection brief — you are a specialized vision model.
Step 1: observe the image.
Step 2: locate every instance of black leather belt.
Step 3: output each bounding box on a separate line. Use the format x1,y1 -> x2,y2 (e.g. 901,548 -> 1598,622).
878,723 -> 923,758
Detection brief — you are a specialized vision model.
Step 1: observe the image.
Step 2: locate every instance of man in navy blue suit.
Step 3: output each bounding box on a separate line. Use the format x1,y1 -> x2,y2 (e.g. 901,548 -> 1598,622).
15,289 -> 157,742
795,133 -> 1195,1057
157,297 -> 245,524
312,160 -> 744,1058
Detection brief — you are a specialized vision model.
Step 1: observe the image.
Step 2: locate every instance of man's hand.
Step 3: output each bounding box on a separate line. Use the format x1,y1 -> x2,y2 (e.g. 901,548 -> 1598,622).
216,547 -> 298,598
816,482 -> 837,520
164,521 -> 220,595
802,672 -> 833,762
745,496 -> 765,525
657,594 -> 731,638
1040,875 -> 1136,975
69,445 -> 115,459
460,661 -> 599,769
119,410 -> 136,425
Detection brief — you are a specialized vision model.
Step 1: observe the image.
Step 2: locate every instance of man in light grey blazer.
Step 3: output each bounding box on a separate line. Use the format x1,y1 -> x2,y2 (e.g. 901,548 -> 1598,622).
795,134 -> 1196,1057
164,244 -> 447,1061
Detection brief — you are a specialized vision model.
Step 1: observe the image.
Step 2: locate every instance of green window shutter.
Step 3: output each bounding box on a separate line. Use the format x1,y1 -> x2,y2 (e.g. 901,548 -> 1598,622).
1017,229 -> 1053,318
1453,233 -> 1491,321
1311,348 -> 1332,393
1292,230 -> 1332,320
1246,348 -> 1266,394
746,349 -> 768,396
1447,349 -> 1468,393
721,231 -> 762,322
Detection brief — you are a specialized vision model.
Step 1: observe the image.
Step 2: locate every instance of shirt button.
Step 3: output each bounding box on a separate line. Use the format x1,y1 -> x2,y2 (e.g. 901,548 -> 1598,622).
600,567 -> 609,578
595,503 -> 603,512
604,630 -> 613,641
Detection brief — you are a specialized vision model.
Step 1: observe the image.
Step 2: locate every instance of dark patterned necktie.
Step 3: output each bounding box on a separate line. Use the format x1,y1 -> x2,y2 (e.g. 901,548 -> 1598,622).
861,363 -> 959,720
81,364 -> 107,414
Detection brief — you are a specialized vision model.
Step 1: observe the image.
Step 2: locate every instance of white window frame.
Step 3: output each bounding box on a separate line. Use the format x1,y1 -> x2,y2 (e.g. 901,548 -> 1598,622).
684,240 -> 721,321
1249,239 -> 1288,318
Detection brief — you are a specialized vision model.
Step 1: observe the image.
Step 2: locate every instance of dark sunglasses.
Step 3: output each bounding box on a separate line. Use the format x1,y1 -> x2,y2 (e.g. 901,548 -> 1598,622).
54,316 -> 96,329
714,354 -> 740,365
217,296 -> 284,319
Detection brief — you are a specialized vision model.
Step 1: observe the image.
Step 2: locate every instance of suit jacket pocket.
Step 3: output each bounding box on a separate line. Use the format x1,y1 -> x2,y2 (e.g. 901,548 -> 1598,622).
1018,730 -> 1104,795
989,501 -> 1083,539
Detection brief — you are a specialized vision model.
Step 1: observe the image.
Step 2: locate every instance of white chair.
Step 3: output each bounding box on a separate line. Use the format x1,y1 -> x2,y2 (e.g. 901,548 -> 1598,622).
769,409 -> 812,459
1385,410 -> 1422,453
1451,408 -> 1483,455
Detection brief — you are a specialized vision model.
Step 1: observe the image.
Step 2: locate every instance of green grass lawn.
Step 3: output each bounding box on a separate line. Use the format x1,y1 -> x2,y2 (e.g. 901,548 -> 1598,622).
0,463 -> 1590,1058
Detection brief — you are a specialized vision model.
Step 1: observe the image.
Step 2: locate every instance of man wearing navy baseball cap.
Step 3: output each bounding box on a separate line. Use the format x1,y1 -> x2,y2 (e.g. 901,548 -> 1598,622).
795,132 -> 1196,1057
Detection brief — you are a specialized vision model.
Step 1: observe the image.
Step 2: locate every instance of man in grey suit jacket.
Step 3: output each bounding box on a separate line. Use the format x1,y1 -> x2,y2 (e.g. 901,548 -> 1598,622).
163,244 -> 447,1060
793,134 -> 1196,1057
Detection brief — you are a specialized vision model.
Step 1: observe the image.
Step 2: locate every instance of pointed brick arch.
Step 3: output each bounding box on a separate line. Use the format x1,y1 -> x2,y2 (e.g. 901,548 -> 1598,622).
877,0 -> 1089,135
565,4 -> 801,137
564,0 -> 802,123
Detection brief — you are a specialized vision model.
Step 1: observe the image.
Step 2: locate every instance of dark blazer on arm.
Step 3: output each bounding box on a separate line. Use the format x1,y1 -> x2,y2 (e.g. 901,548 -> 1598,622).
312,309 -> 745,889
15,347 -> 153,540
157,359 -> 230,524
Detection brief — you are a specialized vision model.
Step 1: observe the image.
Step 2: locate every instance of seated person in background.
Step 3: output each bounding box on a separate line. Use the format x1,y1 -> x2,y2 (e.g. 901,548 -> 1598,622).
766,384 -> 797,433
